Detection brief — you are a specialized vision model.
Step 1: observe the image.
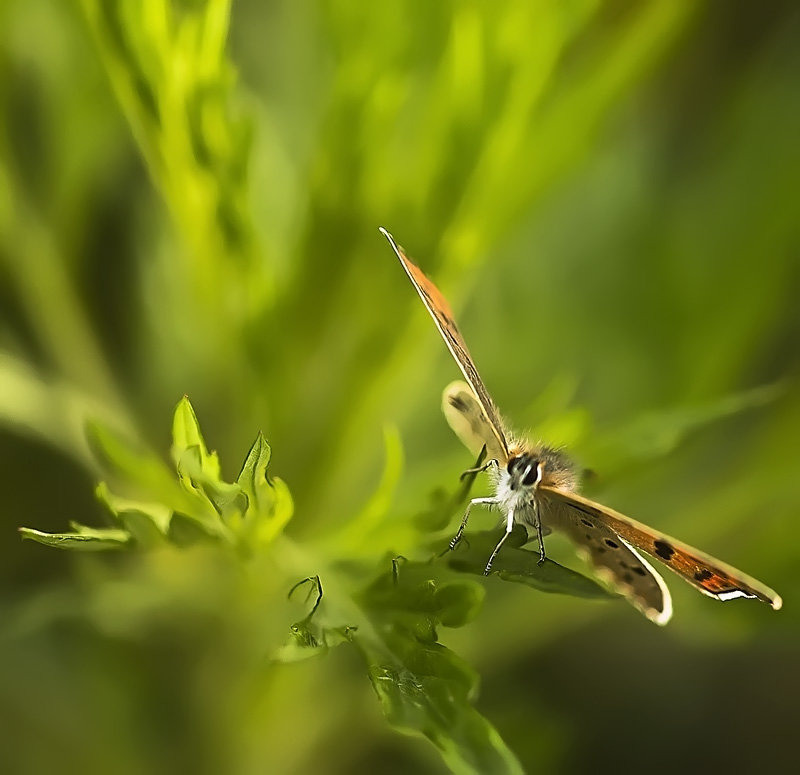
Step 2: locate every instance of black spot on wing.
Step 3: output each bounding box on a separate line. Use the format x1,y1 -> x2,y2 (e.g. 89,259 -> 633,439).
653,540 -> 675,561
694,569 -> 713,582
550,496 -> 670,619
448,394 -> 468,412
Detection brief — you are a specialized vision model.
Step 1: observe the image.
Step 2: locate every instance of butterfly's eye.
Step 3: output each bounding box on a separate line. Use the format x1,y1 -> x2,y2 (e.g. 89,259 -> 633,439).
522,463 -> 540,486
507,455 -> 541,486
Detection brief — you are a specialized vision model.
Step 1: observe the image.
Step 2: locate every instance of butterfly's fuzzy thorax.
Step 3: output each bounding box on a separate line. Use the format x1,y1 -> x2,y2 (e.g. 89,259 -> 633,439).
492,444 -> 578,522
506,443 -> 579,492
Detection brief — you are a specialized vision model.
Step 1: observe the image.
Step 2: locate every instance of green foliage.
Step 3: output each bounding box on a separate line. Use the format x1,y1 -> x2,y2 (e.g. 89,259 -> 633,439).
19,525 -> 131,551
1,1 -> 798,773
356,568 -> 522,775
444,528 -> 614,600
20,397 -> 610,773
275,565 -> 524,774
23,397 -> 292,552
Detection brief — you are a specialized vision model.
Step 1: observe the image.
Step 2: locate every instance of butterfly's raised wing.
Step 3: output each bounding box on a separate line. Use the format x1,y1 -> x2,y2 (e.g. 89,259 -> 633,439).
380,228 -> 509,461
442,380 -> 508,463
542,486 -> 782,611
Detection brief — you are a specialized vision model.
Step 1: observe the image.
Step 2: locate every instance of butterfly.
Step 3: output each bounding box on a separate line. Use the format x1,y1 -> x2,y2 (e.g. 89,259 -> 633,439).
380,227 -> 782,625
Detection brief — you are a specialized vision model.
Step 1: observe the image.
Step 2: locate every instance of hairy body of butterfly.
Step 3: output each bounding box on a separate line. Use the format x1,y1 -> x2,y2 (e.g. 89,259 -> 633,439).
443,382 -> 675,622
452,444 -> 578,571
380,227 -> 782,625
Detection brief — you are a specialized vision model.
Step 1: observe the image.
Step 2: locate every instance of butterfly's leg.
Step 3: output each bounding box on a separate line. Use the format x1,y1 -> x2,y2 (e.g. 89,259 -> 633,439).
484,510 -> 515,575
533,498 -> 547,565
449,497 -> 498,551
459,459 -> 498,481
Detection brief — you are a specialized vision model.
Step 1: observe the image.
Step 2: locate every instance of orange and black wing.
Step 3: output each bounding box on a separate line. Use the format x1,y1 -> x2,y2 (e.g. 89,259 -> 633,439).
381,227 -> 509,460
542,486 -> 782,610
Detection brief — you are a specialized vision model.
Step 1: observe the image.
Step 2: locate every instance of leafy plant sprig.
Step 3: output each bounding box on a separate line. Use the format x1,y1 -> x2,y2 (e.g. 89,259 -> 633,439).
21,396 -> 614,775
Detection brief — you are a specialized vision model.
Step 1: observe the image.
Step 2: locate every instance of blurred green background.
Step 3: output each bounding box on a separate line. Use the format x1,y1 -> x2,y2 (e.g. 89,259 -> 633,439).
1,1 -> 799,773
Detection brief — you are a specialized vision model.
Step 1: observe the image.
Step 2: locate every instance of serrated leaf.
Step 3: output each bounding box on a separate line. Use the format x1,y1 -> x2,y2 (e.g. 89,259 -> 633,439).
235,432 -> 293,544
444,527 -> 615,600
19,526 -> 131,551
362,561 -> 484,637
356,566 -> 522,775
236,431 -> 272,505
366,660 -> 524,775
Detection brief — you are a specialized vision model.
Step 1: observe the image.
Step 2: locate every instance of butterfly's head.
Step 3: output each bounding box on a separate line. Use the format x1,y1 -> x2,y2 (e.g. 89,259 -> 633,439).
505,446 -> 578,493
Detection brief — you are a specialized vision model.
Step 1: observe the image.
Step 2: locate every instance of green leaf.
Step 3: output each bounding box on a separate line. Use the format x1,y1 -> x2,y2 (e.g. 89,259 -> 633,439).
362,561 -> 485,637
175,444 -> 246,524
236,431 -> 272,507
168,400 -> 246,540
366,659 -> 524,775
171,396 -> 221,478
113,511 -> 166,549
86,419 -> 185,509
275,622 -> 357,663
236,431 -> 294,545
19,526 -> 131,551
350,425 -> 404,536
330,425 -> 403,550
274,576 -> 357,663
38,399 -> 294,553
167,512 -> 222,547
95,481 -> 172,535
444,527 -> 615,600
354,566 -> 523,775
588,381 -> 787,474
